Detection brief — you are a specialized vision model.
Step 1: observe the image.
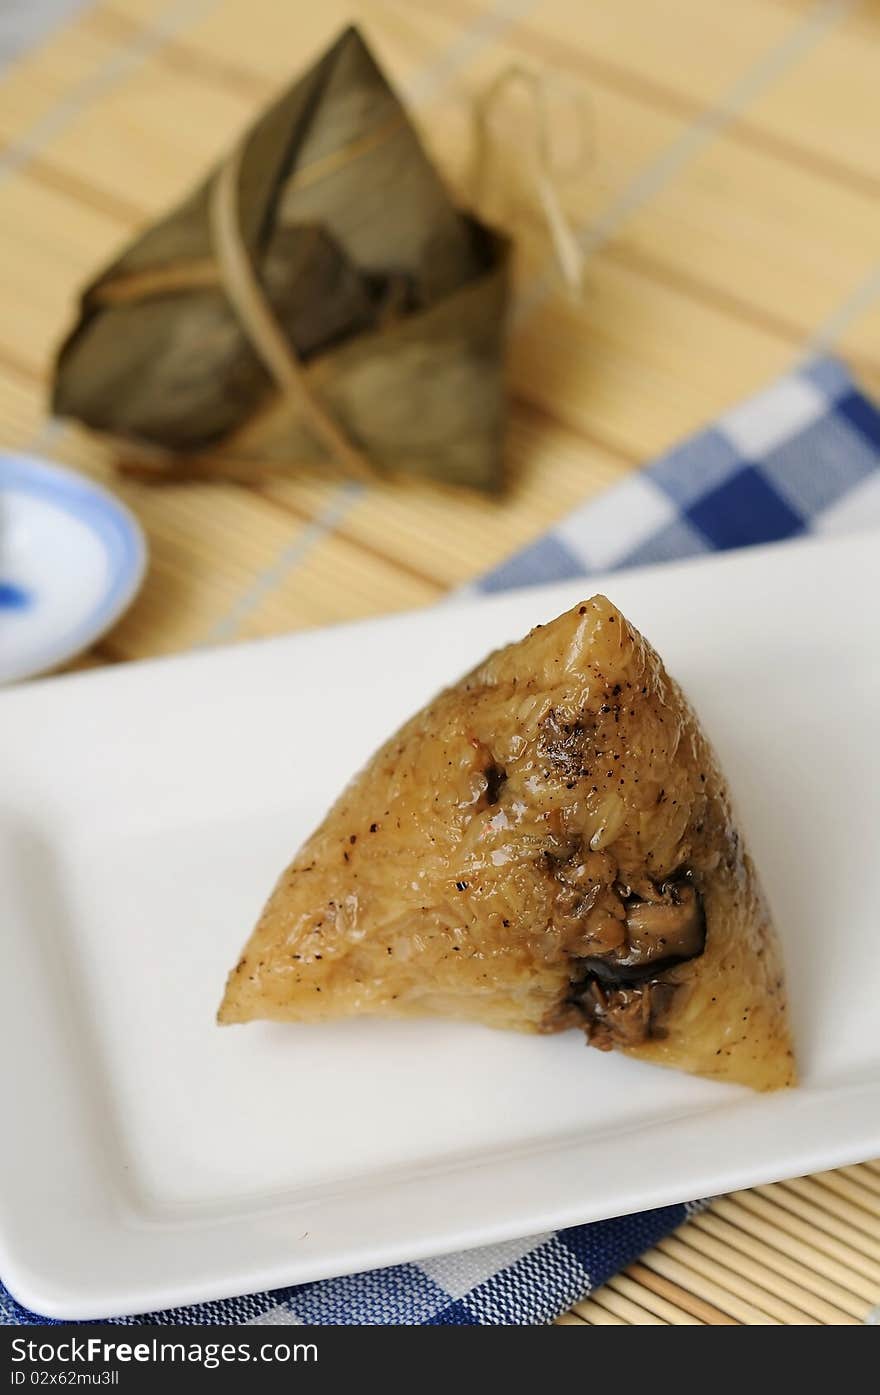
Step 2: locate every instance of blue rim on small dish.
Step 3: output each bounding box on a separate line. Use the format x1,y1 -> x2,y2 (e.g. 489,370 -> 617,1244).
0,452 -> 147,683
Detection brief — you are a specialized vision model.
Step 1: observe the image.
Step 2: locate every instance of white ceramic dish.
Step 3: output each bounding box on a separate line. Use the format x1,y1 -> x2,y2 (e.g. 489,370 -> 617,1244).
0,452 -> 146,685
2,529 -> 878,1319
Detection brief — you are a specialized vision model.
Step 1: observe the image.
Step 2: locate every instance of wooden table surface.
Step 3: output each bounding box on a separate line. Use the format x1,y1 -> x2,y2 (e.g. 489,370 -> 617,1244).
2,0 -> 879,1324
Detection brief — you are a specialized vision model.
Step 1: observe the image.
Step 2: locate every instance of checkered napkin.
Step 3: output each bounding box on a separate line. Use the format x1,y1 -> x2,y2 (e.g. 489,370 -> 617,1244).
4,356 -> 880,1328
474,356 -> 880,595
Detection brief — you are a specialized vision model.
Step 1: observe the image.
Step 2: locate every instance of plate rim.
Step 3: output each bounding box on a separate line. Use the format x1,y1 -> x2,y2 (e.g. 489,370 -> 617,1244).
3,1080 -> 879,1320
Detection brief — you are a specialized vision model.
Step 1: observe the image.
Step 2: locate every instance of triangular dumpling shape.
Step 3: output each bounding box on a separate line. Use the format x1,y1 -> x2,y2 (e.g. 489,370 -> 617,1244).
219,597 -> 795,1090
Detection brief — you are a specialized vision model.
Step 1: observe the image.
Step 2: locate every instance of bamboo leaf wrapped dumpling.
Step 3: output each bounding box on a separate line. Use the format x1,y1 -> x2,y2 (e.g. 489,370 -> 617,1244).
52,26 -> 510,491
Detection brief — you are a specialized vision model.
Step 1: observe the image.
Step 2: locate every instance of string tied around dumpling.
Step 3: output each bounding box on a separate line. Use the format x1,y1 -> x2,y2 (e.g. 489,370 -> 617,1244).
469,64 -> 594,294
208,143 -> 377,483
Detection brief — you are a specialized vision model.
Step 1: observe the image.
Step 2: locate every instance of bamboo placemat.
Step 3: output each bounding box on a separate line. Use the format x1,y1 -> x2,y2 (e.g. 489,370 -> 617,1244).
2,0 -> 879,1324
559,1168 -> 880,1324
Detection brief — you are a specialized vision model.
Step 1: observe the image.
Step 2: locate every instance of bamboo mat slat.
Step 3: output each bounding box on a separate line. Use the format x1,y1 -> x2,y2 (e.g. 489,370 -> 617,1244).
563,1163 -> 880,1325
1,0 -> 878,1323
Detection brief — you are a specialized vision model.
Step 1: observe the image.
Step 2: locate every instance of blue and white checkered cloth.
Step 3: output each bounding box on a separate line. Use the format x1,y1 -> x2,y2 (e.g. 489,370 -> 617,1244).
4,356 -> 880,1328
475,356 -> 880,595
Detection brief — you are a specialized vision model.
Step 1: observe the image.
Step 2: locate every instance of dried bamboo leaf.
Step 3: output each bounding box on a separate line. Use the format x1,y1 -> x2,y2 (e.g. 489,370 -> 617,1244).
51,25 -> 510,492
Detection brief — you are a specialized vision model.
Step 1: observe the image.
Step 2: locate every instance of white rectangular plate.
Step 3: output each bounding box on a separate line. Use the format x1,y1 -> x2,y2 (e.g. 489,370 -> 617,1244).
2,530 -> 879,1319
